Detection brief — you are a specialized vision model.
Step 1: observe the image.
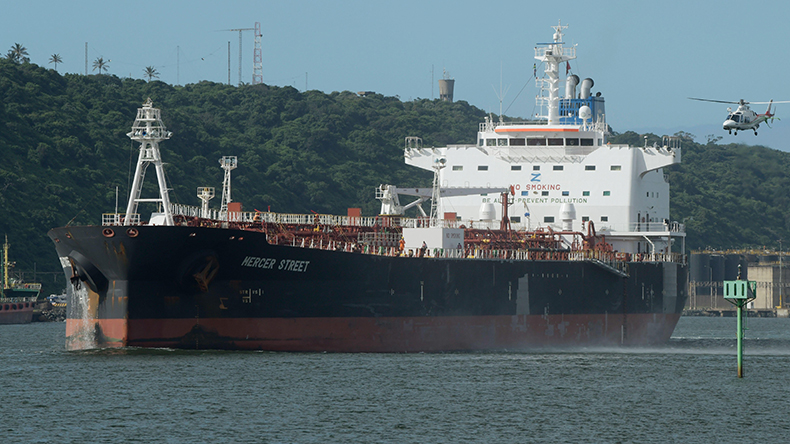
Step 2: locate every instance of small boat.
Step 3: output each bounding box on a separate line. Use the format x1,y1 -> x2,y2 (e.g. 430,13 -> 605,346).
0,236 -> 41,325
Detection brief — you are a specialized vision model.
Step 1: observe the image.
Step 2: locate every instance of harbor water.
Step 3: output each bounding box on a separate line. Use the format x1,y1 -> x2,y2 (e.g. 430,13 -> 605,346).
3,317 -> 790,443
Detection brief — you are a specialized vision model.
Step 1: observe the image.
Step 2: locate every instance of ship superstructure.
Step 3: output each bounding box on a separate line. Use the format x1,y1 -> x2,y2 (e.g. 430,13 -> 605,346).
406,22 -> 684,258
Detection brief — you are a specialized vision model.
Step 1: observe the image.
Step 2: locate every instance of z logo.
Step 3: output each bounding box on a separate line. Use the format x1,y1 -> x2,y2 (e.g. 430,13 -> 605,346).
531,173 -> 541,182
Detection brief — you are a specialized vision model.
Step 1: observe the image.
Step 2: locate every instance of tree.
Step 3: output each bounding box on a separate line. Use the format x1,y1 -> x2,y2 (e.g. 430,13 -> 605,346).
144,66 -> 159,81
49,53 -> 63,71
92,56 -> 109,74
6,43 -> 29,63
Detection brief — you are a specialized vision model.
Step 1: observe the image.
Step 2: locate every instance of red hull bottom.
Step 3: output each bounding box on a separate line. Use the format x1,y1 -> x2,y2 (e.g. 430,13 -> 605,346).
67,313 -> 681,352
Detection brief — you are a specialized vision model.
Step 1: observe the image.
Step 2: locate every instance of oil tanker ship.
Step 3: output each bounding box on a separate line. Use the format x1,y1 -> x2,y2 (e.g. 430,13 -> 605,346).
49,23 -> 687,351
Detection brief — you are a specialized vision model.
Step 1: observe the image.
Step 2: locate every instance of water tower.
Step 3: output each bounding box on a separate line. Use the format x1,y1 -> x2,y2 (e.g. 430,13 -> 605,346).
439,69 -> 455,102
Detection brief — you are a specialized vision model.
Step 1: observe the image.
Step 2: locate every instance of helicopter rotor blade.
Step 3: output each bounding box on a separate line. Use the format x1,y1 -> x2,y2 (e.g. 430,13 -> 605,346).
688,97 -> 741,105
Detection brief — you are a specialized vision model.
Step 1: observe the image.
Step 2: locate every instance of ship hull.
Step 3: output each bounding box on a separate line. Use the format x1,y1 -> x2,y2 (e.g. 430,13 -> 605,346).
50,225 -> 688,351
67,313 -> 680,351
0,302 -> 34,325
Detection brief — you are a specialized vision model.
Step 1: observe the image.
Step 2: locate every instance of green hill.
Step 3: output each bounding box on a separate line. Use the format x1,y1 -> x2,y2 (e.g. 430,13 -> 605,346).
2,58 -> 790,294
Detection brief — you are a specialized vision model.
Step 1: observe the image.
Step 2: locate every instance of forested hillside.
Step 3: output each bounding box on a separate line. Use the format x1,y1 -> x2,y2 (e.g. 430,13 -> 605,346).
3,58 -> 790,289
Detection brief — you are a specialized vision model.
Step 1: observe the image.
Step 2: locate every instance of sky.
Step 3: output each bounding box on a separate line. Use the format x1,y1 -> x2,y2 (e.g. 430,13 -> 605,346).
5,0 -> 790,150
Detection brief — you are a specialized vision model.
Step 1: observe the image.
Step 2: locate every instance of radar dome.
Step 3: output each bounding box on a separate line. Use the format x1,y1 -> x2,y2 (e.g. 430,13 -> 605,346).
579,105 -> 592,121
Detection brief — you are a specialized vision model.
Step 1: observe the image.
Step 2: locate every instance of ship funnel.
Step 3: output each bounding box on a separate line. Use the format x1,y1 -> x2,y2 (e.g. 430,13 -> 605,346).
580,78 -> 594,99
560,203 -> 576,231
565,74 -> 579,99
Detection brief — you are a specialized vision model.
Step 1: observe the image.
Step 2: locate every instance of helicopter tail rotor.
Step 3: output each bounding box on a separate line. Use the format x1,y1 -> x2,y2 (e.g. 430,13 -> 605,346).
765,100 -> 774,117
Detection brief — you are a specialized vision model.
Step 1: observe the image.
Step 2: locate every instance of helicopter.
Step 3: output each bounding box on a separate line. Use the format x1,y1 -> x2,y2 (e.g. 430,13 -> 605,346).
688,98 -> 790,135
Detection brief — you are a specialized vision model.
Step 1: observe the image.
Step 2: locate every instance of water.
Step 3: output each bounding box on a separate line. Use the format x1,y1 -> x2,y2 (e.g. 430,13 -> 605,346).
68,286 -> 96,350
3,317 -> 790,443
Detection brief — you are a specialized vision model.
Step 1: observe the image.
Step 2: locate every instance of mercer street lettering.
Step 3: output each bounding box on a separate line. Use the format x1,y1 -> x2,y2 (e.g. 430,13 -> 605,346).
241,256 -> 310,273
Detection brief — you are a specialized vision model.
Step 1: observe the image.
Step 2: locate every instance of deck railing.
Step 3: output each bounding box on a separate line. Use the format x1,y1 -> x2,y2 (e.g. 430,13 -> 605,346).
99,204 -> 685,265
104,204 -> 685,236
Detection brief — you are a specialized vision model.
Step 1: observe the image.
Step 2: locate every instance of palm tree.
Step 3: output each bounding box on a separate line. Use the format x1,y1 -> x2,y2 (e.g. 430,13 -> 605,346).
49,53 -> 63,71
6,43 -> 29,63
143,66 -> 159,81
92,56 -> 109,74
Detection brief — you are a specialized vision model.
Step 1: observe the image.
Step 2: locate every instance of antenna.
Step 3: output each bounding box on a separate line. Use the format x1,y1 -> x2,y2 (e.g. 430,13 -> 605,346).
492,62 -> 510,121
219,156 -> 238,219
220,26 -> 255,85
253,22 -> 263,85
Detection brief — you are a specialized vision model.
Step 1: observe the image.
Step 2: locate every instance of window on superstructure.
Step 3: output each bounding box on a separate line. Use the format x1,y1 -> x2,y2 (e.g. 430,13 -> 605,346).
452,165 -> 463,171
581,138 -> 594,146
478,138 -> 483,146
585,165 -> 596,171
582,216 -> 590,222
601,216 -> 609,222
544,216 -> 555,223
603,191 -> 611,196
511,138 -> 525,146
565,138 -> 579,146
511,165 -> 522,171
511,216 -> 521,223
582,191 -> 590,196
486,139 -> 496,146
527,138 -> 546,146
548,138 -> 563,146
553,165 -> 563,171
478,166 -> 488,171
521,191 -> 529,196
497,139 -> 507,146
533,165 -> 540,171
562,191 -> 569,196
611,165 -> 621,171
541,191 -> 549,196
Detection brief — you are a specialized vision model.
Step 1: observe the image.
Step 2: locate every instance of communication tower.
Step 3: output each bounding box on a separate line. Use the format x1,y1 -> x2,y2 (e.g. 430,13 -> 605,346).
253,22 -> 263,85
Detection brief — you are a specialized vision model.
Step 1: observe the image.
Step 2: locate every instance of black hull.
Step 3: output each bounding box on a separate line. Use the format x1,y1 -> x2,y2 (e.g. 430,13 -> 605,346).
49,225 -> 688,350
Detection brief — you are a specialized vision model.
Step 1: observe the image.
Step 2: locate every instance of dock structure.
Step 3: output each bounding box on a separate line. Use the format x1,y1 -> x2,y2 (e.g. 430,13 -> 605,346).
687,250 -> 790,314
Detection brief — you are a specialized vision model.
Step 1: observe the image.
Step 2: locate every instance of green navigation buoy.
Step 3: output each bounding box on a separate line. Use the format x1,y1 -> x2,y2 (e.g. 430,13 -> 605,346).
723,269 -> 757,378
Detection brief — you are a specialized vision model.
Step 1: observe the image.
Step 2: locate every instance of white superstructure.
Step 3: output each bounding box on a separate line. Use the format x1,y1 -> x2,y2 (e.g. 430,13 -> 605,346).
405,22 -> 684,256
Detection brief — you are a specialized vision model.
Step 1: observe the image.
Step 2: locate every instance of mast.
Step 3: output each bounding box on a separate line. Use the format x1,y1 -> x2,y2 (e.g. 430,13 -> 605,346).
534,21 -> 576,125
429,157 -> 446,227
124,98 -> 174,226
219,156 -> 238,220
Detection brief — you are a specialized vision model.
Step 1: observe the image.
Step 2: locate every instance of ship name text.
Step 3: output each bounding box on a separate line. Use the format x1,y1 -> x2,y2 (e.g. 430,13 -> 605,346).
241,256 -> 310,273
